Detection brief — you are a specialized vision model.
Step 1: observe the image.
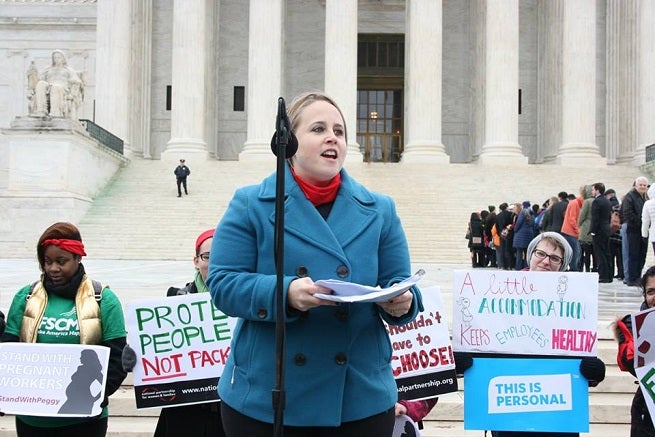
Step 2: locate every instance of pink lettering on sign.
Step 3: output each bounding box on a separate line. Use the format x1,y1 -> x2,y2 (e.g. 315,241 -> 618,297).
550,329 -> 597,353
484,274 -> 539,296
459,324 -> 491,347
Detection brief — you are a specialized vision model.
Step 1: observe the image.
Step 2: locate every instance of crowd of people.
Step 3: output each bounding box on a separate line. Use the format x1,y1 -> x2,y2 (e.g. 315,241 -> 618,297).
0,89 -> 651,436
466,177 -> 654,287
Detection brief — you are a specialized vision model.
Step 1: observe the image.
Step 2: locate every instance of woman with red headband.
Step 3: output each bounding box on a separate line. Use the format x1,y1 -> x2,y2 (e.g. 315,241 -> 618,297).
155,229 -> 226,437
1,222 -> 128,436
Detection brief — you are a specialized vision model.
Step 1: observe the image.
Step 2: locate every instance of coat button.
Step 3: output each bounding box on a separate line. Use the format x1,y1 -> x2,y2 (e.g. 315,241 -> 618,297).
334,353 -> 347,365
335,307 -> 348,320
296,266 -> 309,278
336,265 -> 349,278
257,309 -> 267,319
294,354 -> 307,366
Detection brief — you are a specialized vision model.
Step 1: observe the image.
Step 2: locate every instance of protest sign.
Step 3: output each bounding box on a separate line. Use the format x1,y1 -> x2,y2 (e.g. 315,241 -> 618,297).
125,293 -> 237,409
0,343 -> 109,417
631,307 -> 655,421
387,285 -> 457,400
393,414 -> 421,437
464,357 -> 589,433
452,270 -> 598,356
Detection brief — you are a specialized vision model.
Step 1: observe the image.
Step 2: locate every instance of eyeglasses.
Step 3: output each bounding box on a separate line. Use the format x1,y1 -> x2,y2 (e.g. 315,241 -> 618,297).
533,249 -> 563,265
198,252 -> 210,262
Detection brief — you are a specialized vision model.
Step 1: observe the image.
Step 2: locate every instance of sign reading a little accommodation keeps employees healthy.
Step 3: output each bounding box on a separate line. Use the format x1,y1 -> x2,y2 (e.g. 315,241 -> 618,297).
0,343 -> 110,417
125,293 -> 237,409
386,285 -> 458,401
452,270 -> 598,356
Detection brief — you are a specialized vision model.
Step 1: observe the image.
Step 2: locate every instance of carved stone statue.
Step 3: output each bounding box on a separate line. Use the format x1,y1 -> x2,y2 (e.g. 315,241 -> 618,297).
27,50 -> 85,119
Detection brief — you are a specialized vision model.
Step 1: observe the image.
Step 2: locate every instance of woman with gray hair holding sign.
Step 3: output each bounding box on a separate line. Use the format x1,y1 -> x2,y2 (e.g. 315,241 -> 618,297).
458,232 -> 606,437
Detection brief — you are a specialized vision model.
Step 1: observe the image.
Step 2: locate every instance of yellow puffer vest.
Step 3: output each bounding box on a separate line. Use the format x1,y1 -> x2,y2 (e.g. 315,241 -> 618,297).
19,275 -> 103,345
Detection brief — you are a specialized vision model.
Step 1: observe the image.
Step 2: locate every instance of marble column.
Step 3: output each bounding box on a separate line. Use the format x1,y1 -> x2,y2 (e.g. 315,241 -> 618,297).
605,0 -> 620,164
401,0 -> 448,164
324,0 -> 362,163
637,0 -> 655,166
95,0 -> 132,152
477,0 -> 526,165
128,0 -> 152,159
537,0 -> 562,163
556,0 -> 603,165
239,0 -> 283,160
162,0 -> 209,161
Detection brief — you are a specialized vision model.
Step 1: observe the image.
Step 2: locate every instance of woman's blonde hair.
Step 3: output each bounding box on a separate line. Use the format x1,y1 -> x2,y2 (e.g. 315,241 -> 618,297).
286,91 -> 348,143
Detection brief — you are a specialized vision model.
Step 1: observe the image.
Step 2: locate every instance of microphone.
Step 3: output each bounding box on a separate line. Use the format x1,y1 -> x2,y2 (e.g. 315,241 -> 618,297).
270,97 -> 298,158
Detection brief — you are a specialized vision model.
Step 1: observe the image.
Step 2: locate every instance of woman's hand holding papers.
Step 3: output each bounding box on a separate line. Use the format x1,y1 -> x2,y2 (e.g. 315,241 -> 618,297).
378,290 -> 413,318
287,277 -> 337,312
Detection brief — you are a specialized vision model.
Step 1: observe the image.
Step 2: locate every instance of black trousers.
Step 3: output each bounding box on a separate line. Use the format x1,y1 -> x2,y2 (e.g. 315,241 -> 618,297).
592,234 -> 611,281
16,416 -> 107,437
155,403 -> 226,437
221,402 -> 395,437
627,232 -> 647,283
176,177 -> 188,196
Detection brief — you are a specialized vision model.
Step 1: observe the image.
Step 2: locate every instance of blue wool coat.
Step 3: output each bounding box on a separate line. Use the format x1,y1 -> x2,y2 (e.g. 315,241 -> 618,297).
512,208 -> 535,249
206,165 -> 423,427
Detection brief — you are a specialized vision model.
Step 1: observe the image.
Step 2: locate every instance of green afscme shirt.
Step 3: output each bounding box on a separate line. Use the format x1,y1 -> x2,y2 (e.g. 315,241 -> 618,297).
3,283 -> 127,428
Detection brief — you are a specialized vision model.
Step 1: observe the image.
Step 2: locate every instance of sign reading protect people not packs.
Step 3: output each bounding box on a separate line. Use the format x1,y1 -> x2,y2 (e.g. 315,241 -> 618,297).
451,270 -> 598,356
125,293 -> 237,409
0,343 -> 110,417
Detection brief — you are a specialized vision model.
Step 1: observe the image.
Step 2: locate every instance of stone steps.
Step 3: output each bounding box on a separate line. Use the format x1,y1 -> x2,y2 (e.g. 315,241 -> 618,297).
76,158 -> 642,262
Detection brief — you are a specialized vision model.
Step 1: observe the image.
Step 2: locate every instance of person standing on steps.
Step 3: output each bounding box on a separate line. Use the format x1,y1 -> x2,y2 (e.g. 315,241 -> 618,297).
174,158 -> 191,197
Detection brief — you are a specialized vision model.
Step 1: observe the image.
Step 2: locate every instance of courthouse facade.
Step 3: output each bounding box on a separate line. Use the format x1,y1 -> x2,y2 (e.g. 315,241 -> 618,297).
1,0 -> 654,166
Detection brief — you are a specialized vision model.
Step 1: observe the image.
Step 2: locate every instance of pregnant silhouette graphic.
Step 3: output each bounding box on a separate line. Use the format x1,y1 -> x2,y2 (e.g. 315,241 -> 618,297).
58,349 -> 103,415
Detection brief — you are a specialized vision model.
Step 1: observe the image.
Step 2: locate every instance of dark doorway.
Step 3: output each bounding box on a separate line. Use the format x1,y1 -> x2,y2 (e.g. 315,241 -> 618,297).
357,34 -> 404,163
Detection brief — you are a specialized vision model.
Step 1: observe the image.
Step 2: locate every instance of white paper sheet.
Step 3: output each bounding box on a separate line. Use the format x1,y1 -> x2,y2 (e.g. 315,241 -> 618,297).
314,269 -> 424,303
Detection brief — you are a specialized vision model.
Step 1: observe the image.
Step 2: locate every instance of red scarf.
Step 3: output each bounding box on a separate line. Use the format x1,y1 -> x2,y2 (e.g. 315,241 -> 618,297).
41,238 -> 87,256
291,167 -> 342,206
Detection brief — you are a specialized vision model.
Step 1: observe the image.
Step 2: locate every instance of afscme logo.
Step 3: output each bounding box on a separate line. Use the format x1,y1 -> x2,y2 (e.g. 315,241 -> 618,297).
40,317 -> 78,331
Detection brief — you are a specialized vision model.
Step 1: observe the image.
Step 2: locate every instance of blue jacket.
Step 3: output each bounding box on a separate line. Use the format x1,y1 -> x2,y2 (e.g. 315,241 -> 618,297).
206,165 -> 423,427
512,208 -> 535,249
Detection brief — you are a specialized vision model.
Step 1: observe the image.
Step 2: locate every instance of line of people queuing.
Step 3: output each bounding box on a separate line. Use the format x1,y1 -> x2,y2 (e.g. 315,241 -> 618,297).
467,177 -> 655,286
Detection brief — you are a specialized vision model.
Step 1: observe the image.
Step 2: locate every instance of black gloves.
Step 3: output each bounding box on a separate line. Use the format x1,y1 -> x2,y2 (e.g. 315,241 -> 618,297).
579,356 -> 606,387
0,310 -> 5,338
453,351 -> 473,376
121,344 -> 137,372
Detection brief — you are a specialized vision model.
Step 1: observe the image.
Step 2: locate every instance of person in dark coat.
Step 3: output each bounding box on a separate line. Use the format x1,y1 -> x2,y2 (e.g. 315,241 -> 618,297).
547,191 -> 569,233
614,265 -> 655,437
495,203 -> 512,270
512,201 -> 534,270
174,158 -> 191,197
590,182 -> 613,282
622,177 -> 649,286
468,212 -> 485,267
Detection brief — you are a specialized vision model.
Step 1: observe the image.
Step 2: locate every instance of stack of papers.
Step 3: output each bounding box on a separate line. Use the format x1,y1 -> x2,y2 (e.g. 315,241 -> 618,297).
314,269 -> 425,303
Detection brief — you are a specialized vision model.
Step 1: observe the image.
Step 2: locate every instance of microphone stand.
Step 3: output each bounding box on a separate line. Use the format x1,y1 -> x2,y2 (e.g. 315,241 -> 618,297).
272,97 -> 290,437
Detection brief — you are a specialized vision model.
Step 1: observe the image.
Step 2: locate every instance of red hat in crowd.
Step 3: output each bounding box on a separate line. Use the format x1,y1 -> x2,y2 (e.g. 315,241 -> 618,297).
195,229 -> 214,255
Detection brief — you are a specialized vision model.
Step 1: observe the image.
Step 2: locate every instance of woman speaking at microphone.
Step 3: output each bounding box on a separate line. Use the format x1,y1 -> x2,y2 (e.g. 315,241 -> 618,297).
206,91 -> 423,437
